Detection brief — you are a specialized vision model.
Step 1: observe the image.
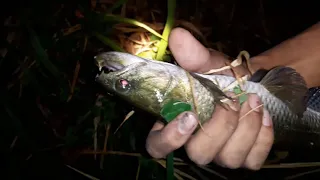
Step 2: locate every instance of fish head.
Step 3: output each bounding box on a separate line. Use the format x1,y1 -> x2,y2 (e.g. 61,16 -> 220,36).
95,51 -> 181,114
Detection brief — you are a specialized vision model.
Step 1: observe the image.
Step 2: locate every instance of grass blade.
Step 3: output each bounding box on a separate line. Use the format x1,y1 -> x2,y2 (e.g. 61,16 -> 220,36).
27,25 -> 61,80
94,32 -> 126,52
66,165 -> 100,180
102,15 -> 165,40
106,0 -> 128,13
155,0 -> 176,61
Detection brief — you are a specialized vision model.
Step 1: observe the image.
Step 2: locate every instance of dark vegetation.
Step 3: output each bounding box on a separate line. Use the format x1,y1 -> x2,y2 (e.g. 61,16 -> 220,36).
1,0 -> 319,179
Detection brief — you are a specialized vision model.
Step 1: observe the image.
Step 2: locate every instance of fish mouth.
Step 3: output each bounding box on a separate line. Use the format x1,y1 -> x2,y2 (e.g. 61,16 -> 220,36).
95,51 -> 147,74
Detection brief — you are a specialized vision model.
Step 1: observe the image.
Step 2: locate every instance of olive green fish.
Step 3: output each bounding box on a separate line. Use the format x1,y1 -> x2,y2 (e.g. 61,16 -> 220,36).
95,51 -> 320,150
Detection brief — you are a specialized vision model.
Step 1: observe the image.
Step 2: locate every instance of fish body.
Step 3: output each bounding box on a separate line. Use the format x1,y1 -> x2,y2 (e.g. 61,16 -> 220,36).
95,51 -> 320,150
201,73 -> 320,149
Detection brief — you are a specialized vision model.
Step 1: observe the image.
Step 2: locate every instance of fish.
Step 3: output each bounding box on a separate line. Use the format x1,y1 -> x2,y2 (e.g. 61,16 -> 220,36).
94,51 -> 320,150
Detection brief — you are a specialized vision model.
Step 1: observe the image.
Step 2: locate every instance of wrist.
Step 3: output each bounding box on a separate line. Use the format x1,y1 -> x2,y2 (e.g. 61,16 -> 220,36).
248,22 -> 320,88
249,55 -> 273,72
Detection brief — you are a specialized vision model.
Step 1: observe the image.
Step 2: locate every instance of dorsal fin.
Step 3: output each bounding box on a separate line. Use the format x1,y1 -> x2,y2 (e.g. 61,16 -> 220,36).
189,72 -> 230,107
251,66 -> 308,116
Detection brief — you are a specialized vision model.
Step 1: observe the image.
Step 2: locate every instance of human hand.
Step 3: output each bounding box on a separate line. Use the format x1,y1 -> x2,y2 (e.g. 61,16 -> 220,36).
145,28 -> 274,170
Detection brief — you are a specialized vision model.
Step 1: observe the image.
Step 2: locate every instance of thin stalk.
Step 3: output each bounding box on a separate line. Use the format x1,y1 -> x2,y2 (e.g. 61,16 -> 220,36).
155,0 -> 176,61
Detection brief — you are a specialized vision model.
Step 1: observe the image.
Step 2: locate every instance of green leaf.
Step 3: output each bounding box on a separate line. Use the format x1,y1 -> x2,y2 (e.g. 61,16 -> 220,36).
93,32 -> 126,52
160,99 -> 192,123
106,0 -> 128,13
137,51 -> 157,60
233,85 -> 248,105
160,99 -> 191,180
27,25 -> 62,80
155,0 -> 176,61
102,15 -> 165,40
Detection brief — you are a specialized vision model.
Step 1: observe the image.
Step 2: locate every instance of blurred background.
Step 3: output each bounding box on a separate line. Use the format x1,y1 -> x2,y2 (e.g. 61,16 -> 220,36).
1,0 -> 319,179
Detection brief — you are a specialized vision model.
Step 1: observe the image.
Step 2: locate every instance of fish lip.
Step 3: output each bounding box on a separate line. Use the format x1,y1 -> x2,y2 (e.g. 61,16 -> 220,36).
94,51 -> 147,73
95,53 -> 125,73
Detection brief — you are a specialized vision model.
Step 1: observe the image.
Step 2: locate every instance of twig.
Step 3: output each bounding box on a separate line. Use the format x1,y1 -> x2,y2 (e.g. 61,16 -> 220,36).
114,110 -> 135,134
285,168 -> 320,180
100,124 -> 110,169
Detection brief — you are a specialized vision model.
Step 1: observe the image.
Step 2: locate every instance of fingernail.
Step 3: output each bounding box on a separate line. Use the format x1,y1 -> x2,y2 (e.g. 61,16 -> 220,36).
248,94 -> 262,112
262,109 -> 272,126
178,112 -> 198,135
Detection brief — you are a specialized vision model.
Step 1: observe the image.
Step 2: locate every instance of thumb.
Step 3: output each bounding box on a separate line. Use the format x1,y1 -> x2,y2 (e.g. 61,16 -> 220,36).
146,112 -> 198,158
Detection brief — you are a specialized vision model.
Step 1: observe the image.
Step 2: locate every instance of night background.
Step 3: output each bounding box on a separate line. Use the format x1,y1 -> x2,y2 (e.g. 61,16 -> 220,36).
1,0 -> 319,179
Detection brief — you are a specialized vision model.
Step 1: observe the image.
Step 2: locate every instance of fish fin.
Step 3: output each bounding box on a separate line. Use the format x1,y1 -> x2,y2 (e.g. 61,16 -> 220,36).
249,69 -> 269,82
189,72 -> 231,108
254,66 -> 308,116
306,87 -> 320,111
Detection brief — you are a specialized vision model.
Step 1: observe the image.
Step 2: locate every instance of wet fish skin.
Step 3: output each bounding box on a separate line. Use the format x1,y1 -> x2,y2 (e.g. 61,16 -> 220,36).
95,51 -> 320,150
201,73 -> 320,149
95,52 -> 218,123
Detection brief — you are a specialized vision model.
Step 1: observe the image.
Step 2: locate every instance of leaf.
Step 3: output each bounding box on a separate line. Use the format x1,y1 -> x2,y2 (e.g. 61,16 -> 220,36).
106,0 -> 129,13
160,99 -> 192,123
233,85 -> 248,105
160,98 -> 190,180
27,25 -> 62,80
102,14 -> 165,40
94,32 -> 126,52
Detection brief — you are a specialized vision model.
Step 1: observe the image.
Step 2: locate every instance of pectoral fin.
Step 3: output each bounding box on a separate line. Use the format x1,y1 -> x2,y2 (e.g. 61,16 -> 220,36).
250,66 -> 308,116
189,72 -> 231,107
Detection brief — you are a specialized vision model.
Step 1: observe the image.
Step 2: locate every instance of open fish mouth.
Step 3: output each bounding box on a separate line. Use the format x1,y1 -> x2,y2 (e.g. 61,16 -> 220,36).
97,63 -> 122,75
95,54 -> 125,74
95,51 -> 148,75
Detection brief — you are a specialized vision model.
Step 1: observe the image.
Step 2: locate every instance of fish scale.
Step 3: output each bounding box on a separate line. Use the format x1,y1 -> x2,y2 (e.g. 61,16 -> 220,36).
308,87 -> 320,110
198,73 -> 320,149
95,51 -> 320,151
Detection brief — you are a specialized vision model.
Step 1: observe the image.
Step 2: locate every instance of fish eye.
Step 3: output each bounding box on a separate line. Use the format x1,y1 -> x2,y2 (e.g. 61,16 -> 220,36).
115,79 -> 131,93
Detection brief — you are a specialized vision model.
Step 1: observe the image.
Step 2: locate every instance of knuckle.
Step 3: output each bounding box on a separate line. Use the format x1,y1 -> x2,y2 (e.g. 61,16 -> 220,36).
213,105 -> 238,133
258,130 -> 274,149
191,156 -> 212,165
188,153 -> 212,165
145,140 -> 164,159
217,154 -> 242,169
145,129 -> 180,159
185,144 -> 213,165
245,161 -> 263,170
161,131 -> 180,149
161,131 -> 172,143
241,112 -> 262,129
220,158 -> 242,169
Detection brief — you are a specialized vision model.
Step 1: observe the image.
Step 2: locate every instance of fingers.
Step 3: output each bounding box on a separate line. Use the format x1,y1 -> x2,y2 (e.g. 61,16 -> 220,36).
214,94 -> 264,169
145,112 -> 198,158
168,28 -> 250,76
184,94 -> 274,170
168,28 -> 229,73
185,102 -> 240,165
146,27 -> 275,170
243,109 -> 274,170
